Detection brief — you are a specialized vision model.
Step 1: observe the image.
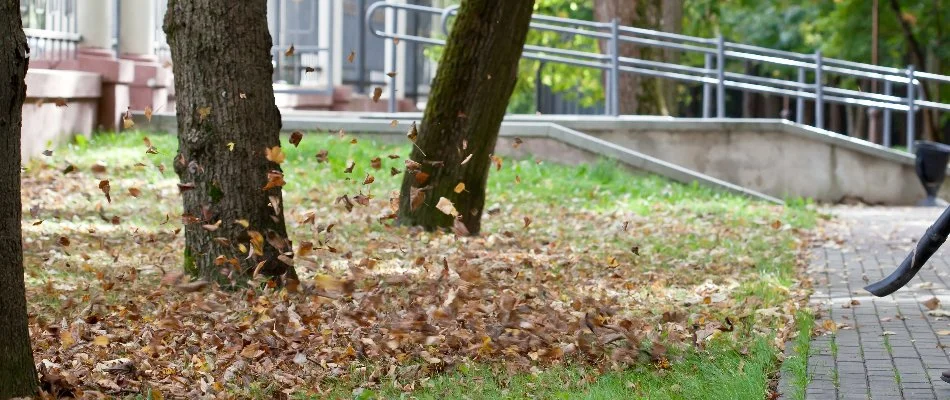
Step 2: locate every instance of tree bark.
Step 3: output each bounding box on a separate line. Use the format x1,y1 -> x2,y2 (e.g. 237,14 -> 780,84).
0,0 -> 39,396
887,0 -> 940,141
396,0 -> 534,234
164,0 -> 296,284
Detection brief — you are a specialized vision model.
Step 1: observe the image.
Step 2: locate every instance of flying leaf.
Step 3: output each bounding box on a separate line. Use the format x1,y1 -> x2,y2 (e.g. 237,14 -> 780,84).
197,106 -> 211,122
285,45 -> 295,57
414,172 -> 430,186
405,159 -> 422,172
235,219 -> 249,228
454,182 -> 465,193
461,154 -> 473,165
354,194 -> 370,206
410,187 -> 425,211
513,137 -> 523,149
347,50 -> 356,63
315,149 -> 328,163
304,66 -> 315,73
54,98 -> 68,107
144,105 -> 153,122
248,231 -> 264,255
390,120 -> 398,127
452,219 -> 470,236
344,160 -> 355,174
390,167 -> 400,176
363,174 -> 375,185
42,150 -> 53,157
262,171 -> 285,191
227,142 -> 235,151
406,122 -> 418,142
58,236 -> 71,247
336,195 -> 354,212
523,216 -> 532,228
370,157 -> 382,170
99,180 -> 111,203
372,87 -> 383,103
265,146 -> 285,164
490,155 -> 503,171
436,197 -> 458,217
122,115 -> 135,129
289,131 -> 304,147
387,71 -> 397,78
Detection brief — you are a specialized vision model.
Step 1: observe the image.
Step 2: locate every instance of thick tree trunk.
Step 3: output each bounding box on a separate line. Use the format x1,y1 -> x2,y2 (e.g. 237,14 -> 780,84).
0,0 -> 39,396
396,0 -> 534,234
164,1 -> 296,284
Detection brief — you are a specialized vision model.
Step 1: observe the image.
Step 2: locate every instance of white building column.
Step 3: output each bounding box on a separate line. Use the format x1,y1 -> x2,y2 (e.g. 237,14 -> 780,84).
77,0 -> 114,50
118,0 -> 156,59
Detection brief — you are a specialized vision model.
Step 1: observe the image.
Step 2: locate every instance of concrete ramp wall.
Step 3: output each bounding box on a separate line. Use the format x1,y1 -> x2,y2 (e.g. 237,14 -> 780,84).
135,112 -> 940,205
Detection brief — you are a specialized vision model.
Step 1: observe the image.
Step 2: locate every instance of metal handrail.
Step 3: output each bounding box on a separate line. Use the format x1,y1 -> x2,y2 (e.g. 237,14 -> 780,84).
366,1 -> 949,152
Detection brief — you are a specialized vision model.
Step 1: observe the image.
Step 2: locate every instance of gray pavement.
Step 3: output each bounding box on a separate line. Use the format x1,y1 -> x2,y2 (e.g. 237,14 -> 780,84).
799,206 -> 950,399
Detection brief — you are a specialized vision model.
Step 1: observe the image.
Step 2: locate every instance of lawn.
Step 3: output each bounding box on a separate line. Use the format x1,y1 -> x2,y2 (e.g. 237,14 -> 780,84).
22,129 -> 816,399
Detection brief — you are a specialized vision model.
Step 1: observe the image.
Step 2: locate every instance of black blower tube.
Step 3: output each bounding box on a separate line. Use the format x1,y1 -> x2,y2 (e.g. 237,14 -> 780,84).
865,205 -> 950,297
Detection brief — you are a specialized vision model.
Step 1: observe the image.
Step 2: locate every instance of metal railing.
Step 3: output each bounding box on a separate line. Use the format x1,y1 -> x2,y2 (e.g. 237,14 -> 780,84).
366,1 -> 950,153
22,0 -> 80,61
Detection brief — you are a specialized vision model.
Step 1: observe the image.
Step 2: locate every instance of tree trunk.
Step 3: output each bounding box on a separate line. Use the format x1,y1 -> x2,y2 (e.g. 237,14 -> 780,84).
595,0 -> 678,116
164,1 -> 296,284
0,0 -> 39,396
396,0 -> 534,234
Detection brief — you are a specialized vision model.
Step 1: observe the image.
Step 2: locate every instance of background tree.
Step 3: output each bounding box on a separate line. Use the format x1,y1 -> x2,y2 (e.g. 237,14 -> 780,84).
397,0 -> 535,234
594,0 -> 683,115
164,1 -> 297,284
0,0 -> 39,396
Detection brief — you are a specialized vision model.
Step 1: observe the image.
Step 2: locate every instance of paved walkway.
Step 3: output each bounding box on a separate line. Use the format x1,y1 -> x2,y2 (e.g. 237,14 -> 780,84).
801,206 -> 950,399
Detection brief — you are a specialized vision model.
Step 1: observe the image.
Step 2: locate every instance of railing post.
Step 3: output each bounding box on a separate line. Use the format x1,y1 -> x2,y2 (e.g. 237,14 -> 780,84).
796,67 -> 805,124
906,65 -> 916,153
702,53 -> 712,118
814,50 -> 824,130
608,18 -> 620,116
716,34 -> 725,118
883,79 -> 892,147
387,3 -> 398,114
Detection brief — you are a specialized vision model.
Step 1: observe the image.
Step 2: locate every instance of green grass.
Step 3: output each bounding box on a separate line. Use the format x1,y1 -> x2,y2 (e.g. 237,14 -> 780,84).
781,310 -> 815,400
29,130 -> 818,400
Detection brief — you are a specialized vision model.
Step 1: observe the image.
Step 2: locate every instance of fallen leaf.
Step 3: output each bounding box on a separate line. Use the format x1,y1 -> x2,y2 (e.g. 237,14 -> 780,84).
407,122 -> 418,142
938,330 -> 950,336
58,236 -> 70,247
93,335 -> 110,347
316,149 -> 329,163
54,98 -> 67,107
928,309 -> 950,317
881,331 -> 896,336
128,187 -> 141,198
923,297 -> 940,311
240,342 -> 265,359
372,87 -> 383,103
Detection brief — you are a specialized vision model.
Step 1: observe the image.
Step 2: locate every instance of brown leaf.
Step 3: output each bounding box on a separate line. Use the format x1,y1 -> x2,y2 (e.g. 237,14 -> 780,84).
354,194 -> 370,206
144,105 -> 153,122
128,187 -> 141,198
405,159 -> 422,172
240,342 -> 266,359
390,167 -> 400,176
370,157 -> 382,170
923,297 -> 940,311
344,160 -> 355,174
177,182 -> 196,192
347,50 -> 356,63
513,137 -> 523,149
99,180 -> 111,203
363,174 -> 375,185
372,87 -> 383,103
336,195 -> 354,212
454,182 -> 465,193
54,98 -> 68,107
523,216 -> 532,228
91,162 -> 107,174
315,149 -> 329,163
388,154 -> 401,159
490,155 -> 503,171
390,120 -> 398,127
197,106 -> 211,122
58,236 -> 70,247
298,241 -> 314,257
42,150 -> 52,157
284,44 -> 295,57
289,131 -> 304,147
387,71 -> 397,78
304,66 -> 315,73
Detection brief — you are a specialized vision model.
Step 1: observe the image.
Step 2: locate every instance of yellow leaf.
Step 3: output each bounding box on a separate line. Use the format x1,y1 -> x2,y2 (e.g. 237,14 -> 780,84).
59,331 -> 75,348
227,142 -> 235,151
436,197 -> 458,217
198,106 -> 211,122
93,335 -> 110,347
938,330 -> 950,336
240,342 -> 265,358
144,105 -> 153,122
235,219 -> 249,228
454,182 -> 465,193
122,116 -> 135,129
